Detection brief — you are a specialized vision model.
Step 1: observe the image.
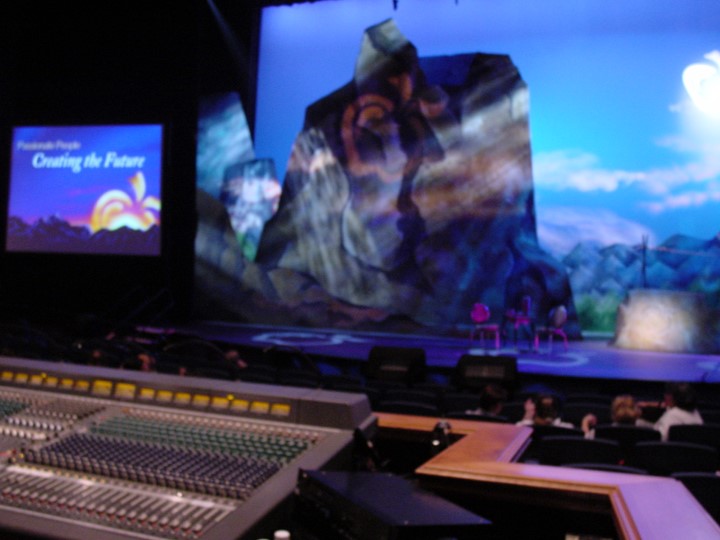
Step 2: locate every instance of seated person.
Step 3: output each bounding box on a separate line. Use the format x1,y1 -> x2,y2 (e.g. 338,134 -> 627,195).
582,394 -> 641,438
517,393 -> 574,428
465,384 -> 508,417
612,395 -> 642,423
637,382 -> 703,441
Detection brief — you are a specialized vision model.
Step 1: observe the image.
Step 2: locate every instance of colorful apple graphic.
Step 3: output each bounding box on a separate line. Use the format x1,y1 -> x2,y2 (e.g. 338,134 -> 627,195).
89,172 -> 160,233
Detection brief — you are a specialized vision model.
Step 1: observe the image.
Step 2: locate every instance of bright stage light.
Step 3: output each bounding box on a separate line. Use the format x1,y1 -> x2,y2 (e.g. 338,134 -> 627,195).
683,50 -> 720,118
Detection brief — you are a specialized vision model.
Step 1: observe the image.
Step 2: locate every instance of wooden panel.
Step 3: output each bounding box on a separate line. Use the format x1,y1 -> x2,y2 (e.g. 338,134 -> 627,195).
375,412 -> 531,462
376,412 -> 720,540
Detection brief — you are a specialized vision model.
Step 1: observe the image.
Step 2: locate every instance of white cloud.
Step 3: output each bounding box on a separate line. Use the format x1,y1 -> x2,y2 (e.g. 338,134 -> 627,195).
642,182 -> 720,214
533,130 -> 720,203
537,206 -> 655,257
655,133 -> 720,158
533,150 -> 647,192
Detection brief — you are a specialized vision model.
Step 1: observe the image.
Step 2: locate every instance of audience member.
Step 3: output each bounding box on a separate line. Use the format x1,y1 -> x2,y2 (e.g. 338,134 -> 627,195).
516,393 -> 574,428
582,394 -> 641,438
465,384 -> 508,417
638,382 -> 703,441
160,340 -> 247,379
224,347 -> 249,371
121,352 -> 155,372
611,394 -> 642,424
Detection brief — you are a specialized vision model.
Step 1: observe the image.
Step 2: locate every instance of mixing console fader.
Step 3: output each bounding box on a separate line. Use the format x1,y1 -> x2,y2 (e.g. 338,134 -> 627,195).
0,357 -> 374,539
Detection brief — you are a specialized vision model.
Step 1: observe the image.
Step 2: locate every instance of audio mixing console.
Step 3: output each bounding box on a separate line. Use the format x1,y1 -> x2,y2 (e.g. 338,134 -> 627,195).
0,357 -> 374,539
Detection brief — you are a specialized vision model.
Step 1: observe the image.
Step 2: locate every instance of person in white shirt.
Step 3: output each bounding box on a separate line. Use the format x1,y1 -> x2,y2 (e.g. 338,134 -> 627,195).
637,382 -> 703,441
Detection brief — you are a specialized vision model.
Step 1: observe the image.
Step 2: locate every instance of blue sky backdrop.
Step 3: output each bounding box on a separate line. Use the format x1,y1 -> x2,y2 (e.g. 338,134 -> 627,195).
255,0 -> 720,256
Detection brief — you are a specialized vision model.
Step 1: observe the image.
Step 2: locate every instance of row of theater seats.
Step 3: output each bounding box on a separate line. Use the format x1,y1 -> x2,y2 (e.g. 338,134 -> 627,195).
525,424 -> 720,472
7,331 -> 718,463
238,365 -> 523,419
2,328 -> 719,525
25,331 -> 720,430
524,425 -> 720,525
236,362 -> 720,428
269,367 -> 720,525
50,335 -> 720,445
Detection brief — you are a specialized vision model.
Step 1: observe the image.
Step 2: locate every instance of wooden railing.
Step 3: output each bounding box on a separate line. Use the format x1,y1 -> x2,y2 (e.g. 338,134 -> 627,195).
376,412 -> 720,539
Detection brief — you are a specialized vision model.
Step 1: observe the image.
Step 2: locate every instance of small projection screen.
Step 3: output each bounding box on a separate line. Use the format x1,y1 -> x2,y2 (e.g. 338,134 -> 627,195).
6,124 -> 163,256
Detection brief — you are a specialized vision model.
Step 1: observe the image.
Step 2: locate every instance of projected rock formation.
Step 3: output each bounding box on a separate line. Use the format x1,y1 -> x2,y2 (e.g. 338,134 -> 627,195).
195,93 -> 282,261
197,20 -> 577,335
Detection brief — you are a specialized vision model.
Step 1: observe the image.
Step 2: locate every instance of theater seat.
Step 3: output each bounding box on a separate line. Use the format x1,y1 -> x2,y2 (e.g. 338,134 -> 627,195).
537,436 -> 622,467
533,305 -> 568,353
629,441 -> 719,476
594,424 -> 661,461
668,424 -> 720,453
568,463 -> 648,475
671,472 -> 720,524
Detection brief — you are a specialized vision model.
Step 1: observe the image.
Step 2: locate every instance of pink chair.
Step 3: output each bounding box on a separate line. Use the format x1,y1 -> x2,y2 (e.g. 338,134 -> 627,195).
469,303 -> 501,350
534,305 -> 568,353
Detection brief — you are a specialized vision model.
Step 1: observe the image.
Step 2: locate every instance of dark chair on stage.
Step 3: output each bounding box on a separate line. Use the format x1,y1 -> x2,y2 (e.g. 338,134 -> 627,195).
668,424 -> 720,453
469,303 -> 501,350
533,305 -> 569,353
501,295 -> 535,349
536,436 -> 622,467
628,441 -> 719,476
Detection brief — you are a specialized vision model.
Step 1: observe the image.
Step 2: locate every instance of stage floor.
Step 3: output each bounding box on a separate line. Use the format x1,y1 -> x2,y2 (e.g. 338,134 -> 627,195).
176,321 -> 720,385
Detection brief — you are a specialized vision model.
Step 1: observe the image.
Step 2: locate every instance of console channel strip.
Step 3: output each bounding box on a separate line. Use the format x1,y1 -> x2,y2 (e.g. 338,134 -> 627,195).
0,357 -> 374,539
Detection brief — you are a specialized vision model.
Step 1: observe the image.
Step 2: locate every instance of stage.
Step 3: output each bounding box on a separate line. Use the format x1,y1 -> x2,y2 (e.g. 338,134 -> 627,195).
176,321 -> 720,386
